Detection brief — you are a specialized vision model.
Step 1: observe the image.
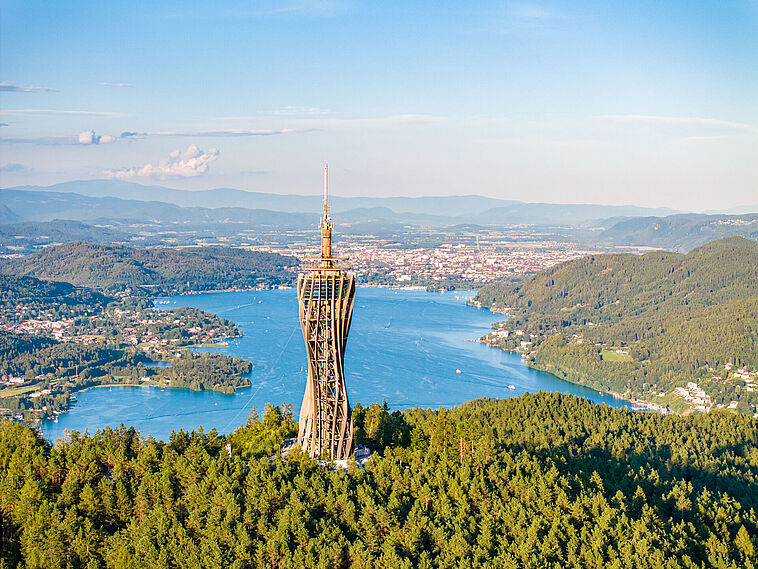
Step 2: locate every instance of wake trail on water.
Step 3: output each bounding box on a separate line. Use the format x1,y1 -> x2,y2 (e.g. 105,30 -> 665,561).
211,302 -> 258,316
221,320 -> 301,432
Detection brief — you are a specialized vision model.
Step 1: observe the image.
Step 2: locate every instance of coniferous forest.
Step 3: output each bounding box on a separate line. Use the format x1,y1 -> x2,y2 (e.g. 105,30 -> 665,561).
1,393 -> 757,568
0,242 -> 298,295
474,237 -> 758,412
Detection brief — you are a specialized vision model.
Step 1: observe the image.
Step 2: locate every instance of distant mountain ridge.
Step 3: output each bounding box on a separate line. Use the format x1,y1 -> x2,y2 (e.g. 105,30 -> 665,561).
4,180 -> 682,226
0,203 -> 21,225
473,202 -> 680,226
7,179 -> 515,216
0,188 -> 318,226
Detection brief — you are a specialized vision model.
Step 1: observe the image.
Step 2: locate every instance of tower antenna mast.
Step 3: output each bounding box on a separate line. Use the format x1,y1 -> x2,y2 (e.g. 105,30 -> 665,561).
323,162 -> 329,220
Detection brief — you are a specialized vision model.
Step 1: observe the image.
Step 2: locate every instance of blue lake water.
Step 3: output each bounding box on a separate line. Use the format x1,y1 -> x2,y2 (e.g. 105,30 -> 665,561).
42,288 -> 630,441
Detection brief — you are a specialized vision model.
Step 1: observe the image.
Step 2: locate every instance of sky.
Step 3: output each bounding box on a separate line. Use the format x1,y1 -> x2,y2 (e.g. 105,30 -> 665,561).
0,0 -> 756,211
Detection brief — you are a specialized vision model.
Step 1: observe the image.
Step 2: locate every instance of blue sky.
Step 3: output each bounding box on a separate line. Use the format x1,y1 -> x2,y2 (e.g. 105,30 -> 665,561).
1,1 -> 756,210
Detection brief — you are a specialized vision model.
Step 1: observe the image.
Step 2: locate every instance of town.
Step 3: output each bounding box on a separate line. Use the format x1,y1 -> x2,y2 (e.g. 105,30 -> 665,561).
247,231 -> 608,286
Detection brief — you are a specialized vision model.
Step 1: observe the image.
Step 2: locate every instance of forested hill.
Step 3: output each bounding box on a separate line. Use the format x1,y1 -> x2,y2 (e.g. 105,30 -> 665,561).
474,237 -> 758,413
597,213 -> 758,252
1,393 -> 757,567
0,219 -> 131,252
478,236 -> 758,311
0,274 -> 109,309
0,241 -> 298,294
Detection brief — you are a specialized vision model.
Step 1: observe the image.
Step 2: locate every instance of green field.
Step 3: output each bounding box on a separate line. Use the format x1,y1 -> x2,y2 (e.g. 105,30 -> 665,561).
0,384 -> 38,398
600,349 -> 633,362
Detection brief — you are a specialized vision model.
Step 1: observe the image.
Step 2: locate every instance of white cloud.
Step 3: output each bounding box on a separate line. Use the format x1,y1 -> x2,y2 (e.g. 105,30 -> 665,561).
100,82 -> 134,88
272,105 -> 334,116
152,128 -> 297,137
600,115 -> 752,139
209,113 -> 446,128
506,3 -> 556,20
103,144 -> 220,180
78,130 -> 117,145
3,127 -> 292,146
78,131 -> 95,144
0,163 -> 27,173
0,109 -> 121,117
302,114 -> 448,129
0,82 -> 59,93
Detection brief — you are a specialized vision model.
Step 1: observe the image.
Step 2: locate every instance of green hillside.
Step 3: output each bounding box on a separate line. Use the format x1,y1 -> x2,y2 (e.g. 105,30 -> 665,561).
475,237 -> 758,413
1,393 -> 756,568
0,241 -> 298,294
598,213 -> 758,252
0,220 -> 130,253
0,274 -> 110,325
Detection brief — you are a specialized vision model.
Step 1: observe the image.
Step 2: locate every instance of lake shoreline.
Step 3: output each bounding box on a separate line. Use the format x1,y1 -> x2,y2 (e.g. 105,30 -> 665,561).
474,305 -> 670,414
42,288 -> 632,441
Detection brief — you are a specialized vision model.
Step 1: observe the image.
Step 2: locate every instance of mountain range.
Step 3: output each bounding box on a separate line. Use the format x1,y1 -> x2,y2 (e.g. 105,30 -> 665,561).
4,179 -> 680,224
1,180 -> 756,252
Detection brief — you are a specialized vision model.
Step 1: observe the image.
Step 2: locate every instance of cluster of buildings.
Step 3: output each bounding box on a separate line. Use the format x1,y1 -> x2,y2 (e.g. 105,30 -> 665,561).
349,241 -> 592,283
253,237 -> 597,284
718,364 -> 758,392
115,310 -> 227,356
672,365 -> 756,413
0,316 -> 102,345
1,302 -> 231,360
1,317 -> 73,339
1,374 -> 27,385
674,382 -> 713,411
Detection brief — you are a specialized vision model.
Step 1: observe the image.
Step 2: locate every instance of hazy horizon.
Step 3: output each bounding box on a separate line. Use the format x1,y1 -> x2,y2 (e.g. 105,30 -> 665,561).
6,178 -> 757,215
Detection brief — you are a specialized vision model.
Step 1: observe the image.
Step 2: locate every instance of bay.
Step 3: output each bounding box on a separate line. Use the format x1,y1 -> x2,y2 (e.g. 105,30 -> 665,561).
42,288 -> 630,441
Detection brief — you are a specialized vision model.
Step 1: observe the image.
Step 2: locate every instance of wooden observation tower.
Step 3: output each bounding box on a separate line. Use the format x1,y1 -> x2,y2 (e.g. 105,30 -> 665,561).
296,164 -> 355,460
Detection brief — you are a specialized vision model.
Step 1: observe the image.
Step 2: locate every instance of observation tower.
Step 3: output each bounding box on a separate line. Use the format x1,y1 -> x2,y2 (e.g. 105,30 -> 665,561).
296,164 -> 355,460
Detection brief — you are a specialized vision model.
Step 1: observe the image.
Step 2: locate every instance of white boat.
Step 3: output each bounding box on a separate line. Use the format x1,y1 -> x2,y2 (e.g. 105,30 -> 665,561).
508,385 -> 515,390
455,369 -> 462,374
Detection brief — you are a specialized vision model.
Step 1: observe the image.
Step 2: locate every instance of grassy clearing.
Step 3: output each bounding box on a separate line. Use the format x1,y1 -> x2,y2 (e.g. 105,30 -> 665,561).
0,385 -> 38,398
601,349 -> 632,362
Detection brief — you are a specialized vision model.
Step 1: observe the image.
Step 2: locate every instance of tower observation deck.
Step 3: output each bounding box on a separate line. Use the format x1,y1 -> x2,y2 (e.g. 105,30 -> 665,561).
296,164 -> 355,460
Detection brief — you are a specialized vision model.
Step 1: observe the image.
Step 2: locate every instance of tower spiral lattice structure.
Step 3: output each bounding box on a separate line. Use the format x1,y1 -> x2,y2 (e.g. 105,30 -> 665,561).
296,163 -> 355,460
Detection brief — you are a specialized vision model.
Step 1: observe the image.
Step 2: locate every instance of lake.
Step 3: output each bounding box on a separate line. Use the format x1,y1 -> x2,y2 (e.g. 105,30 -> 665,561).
42,287 -> 630,441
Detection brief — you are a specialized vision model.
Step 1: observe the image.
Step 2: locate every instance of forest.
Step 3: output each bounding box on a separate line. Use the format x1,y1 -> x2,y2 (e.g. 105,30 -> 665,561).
475,237 -> 758,412
0,275 -> 108,326
1,392 -> 757,568
159,352 -> 252,394
0,331 -> 125,379
0,242 -> 298,294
